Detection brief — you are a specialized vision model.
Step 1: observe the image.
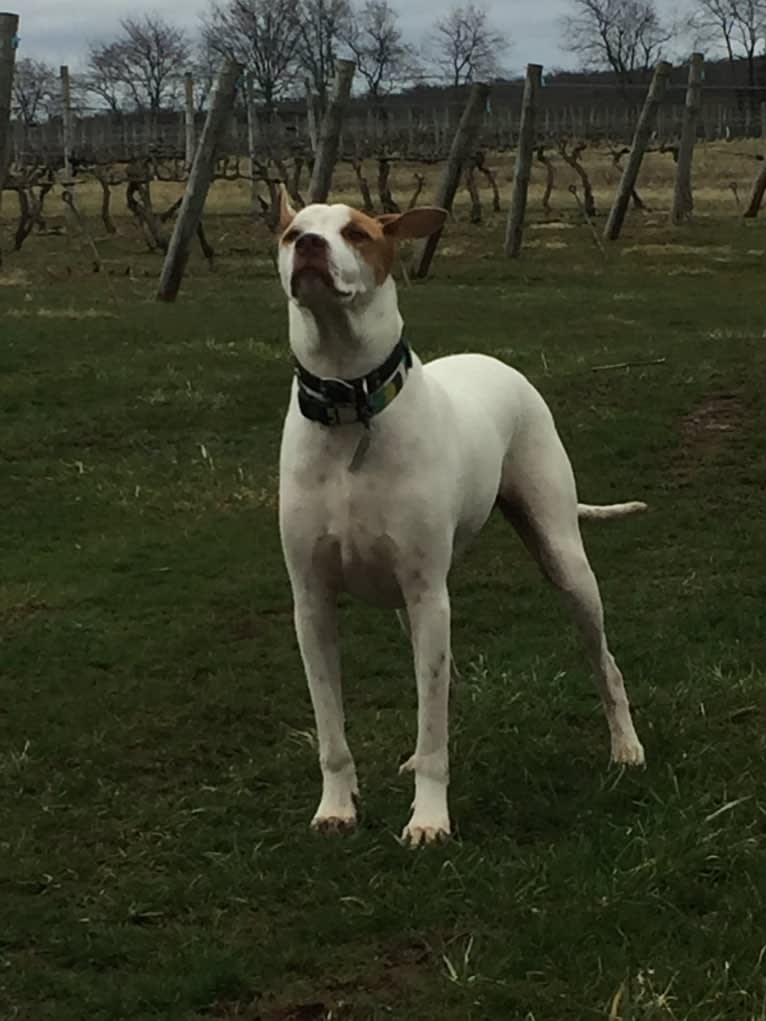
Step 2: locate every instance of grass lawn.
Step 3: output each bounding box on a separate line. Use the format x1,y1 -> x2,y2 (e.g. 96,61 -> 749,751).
1,194 -> 766,1020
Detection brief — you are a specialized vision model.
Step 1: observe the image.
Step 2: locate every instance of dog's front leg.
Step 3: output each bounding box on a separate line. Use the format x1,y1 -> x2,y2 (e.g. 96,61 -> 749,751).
293,588 -> 358,831
400,584 -> 452,846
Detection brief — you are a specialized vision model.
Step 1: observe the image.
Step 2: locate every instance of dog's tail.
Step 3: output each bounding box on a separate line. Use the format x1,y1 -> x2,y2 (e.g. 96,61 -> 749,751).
577,501 -> 648,521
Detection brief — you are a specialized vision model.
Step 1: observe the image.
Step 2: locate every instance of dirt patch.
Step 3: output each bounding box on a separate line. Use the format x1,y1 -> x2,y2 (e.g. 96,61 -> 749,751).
204,938 -> 434,1020
228,607 -> 293,640
672,390 -> 747,481
260,1003 -> 350,1021
0,595 -> 49,637
205,1000 -> 334,1020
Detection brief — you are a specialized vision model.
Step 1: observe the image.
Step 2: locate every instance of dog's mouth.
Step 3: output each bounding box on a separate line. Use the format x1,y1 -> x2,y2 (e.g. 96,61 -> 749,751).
291,265 -> 352,301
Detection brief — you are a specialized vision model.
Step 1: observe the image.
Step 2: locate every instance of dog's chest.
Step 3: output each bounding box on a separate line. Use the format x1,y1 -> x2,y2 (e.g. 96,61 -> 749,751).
281,404 -> 446,607
318,472 -> 406,605
281,449 -> 422,609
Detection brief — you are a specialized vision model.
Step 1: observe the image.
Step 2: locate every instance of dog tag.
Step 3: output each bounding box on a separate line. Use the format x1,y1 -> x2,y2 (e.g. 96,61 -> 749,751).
348,431 -> 371,473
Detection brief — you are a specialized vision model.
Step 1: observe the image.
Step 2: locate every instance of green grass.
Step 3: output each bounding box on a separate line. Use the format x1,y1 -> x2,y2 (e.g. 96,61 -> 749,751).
2,205 -> 766,1021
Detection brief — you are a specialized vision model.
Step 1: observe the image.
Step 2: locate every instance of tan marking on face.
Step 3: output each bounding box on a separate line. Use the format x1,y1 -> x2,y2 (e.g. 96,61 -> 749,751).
341,209 -> 396,284
278,186 -> 296,234
280,224 -> 300,247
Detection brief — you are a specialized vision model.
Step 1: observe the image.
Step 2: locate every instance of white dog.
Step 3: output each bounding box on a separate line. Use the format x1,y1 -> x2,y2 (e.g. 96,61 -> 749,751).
277,191 -> 646,846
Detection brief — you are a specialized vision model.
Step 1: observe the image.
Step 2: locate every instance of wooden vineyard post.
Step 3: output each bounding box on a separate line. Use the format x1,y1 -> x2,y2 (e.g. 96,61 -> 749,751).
157,59 -> 242,303
504,63 -> 542,258
305,78 -> 319,154
308,60 -> 355,203
411,81 -> 491,280
670,53 -> 704,225
604,62 -> 671,241
0,11 -> 19,195
743,159 -> 766,218
245,74 -> 261,213
60,64 -> 73,178
0,10 -> 18,252
184,72 -> 196,171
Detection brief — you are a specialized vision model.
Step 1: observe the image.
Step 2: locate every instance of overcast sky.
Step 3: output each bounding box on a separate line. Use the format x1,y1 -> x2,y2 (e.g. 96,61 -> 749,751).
15,0 -> 691,76
11,0 -> 590,73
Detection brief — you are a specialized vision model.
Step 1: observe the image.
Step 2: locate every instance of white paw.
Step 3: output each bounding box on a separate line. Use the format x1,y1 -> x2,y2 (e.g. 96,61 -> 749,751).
398,760 -> 450,846
311,794 -> 357,832
311,811 -> 356,833
310,780 -> 359,829
401,818 -> 451,847
611,734 -> 646,767
311,774 -> 358,832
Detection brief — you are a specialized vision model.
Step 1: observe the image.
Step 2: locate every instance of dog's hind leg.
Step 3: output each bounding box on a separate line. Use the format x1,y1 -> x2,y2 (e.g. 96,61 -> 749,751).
498,437 -> 644,766
293,586 -> 359,830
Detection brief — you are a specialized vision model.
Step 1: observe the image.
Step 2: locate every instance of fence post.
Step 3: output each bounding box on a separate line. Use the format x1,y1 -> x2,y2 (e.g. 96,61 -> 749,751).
604,62 -> 671,241
0,11 -> 18,199
244,74 -> 262,213
504,63 -> 542,258
743,158 -> 766,217
184,71 -> 196,171
305,78 -> 319,154
60,64 -> 73,178
308,60 -> 355,203
412,81 -> 491,280
671,53 -> 704,225
157,59 -> 242,303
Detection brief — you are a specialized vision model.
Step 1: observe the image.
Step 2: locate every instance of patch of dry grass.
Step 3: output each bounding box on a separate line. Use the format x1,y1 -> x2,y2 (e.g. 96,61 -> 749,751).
5,305 -> 118,319
2,141 -> 764,236
0,268 -> 29,287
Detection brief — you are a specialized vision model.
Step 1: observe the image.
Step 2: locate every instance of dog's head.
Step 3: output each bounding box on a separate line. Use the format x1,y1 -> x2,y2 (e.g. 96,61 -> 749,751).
277,191 -> 446,310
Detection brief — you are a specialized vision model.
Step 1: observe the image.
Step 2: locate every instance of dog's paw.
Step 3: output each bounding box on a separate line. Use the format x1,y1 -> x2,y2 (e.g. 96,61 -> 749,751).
311,767 -> 359,832
311,810 -> 357,833
400,819 -> 450,848
611,734 -> 646,767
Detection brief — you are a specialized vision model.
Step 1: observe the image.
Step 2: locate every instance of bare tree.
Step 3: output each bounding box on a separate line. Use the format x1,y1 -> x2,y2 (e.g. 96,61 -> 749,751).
120,14 -> 191,111
86,14 -> 191,114
201,0 -> 301,116
12,58 -> 57,127
688,0 -> 737,70
296,0 -> 353,111
730,0 -> 766,88
84,42 -> 126,113
429,3 -> 508,87
689,0 -> 766,87
562,0 -> 673,96
342,1 -> 418,112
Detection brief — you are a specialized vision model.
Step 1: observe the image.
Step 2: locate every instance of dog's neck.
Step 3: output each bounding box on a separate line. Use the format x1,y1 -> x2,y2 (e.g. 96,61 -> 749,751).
288,276 -> 404,380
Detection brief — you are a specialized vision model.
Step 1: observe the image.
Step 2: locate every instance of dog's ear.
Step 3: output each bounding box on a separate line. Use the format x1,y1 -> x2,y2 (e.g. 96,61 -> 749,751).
279,185 -> 297,232
377,207 -> 447,241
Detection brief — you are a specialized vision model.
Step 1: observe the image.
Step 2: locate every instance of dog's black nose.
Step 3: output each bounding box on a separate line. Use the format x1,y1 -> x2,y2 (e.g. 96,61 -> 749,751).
295,232 -> 327,254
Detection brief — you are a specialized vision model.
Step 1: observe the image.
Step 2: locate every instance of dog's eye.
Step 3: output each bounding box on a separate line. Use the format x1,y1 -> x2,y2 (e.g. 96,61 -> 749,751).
343,226 -> 369,243
283,228 -> 300,244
